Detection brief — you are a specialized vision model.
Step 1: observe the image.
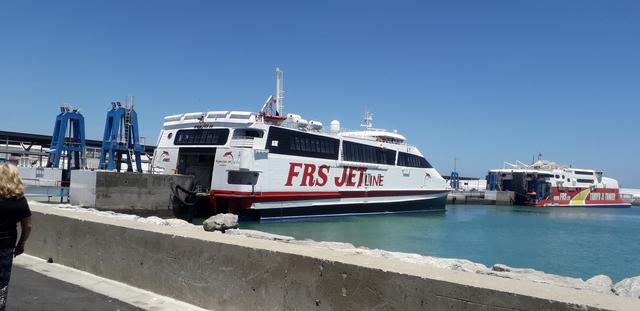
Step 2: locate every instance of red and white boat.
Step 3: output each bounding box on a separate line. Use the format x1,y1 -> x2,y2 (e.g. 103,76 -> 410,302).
153,69 -> 449,220
487,160 -> 631,208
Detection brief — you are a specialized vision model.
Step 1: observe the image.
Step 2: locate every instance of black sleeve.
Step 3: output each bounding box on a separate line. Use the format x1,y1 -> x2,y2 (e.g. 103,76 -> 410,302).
18,197 -> 32,220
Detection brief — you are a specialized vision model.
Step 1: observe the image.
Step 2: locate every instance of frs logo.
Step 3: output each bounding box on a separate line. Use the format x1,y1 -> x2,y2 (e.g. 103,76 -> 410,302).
285,162 -> 384,188
223,151 -> 234,161
160,151 -> 170,162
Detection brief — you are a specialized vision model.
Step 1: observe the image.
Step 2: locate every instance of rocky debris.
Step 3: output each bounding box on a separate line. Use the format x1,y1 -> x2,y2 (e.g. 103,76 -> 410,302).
40,202 -> 195,227
291,240 -> 357,250
585,275 -> 614,294
163,218 -> 192,227
481,264 -> 616,294
613,276 -> 640,298
226,229 -> 294,241
203,213 -> 239,232
361,249 -> 490,273
491,263 -> 511,272
288,240 -> 490,274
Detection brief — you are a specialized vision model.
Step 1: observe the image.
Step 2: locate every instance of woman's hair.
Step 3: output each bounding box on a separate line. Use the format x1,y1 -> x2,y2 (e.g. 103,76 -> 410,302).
0,163 -> 25,199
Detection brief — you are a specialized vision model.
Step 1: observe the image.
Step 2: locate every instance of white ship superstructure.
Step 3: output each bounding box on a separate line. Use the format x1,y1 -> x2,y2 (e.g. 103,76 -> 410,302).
153,69 -> 448,219
487,160 -> 630,208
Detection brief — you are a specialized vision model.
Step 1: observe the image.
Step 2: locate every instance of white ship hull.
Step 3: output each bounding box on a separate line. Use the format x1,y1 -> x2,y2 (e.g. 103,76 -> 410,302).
154,71 -> 448,219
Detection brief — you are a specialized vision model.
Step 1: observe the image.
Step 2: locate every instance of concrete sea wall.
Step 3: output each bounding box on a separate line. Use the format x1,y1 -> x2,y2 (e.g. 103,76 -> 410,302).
25,204 -> 639,310
447,190 -> 515,205
70,170 -> 193,216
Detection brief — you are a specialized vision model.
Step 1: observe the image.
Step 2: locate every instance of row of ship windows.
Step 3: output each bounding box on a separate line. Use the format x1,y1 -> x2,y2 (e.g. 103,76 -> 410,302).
267,126 -> 432,168
289,135 -> 337,156
553,172 -> 595,183
174,129 -> 229,146
172,127 -> 432,168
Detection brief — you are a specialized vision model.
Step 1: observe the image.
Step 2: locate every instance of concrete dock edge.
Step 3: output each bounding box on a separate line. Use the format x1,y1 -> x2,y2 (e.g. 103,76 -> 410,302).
25,204 -> 639,310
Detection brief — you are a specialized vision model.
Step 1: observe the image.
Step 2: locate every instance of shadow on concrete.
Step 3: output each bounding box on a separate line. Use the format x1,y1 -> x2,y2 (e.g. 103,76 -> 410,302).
6,267 -> 141,311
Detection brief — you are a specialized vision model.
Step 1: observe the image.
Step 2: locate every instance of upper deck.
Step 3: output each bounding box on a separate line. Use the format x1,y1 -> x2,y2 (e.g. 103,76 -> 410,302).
160,110 -> 420,153
162,111 -> 256,129
156,110 -> 434,170
488,160 -> 618,189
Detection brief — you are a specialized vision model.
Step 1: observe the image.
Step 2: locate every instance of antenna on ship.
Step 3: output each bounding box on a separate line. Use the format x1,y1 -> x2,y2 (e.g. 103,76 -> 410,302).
361,111 -> 373,130
275,67 -> 284,116
260,68 -> 288,125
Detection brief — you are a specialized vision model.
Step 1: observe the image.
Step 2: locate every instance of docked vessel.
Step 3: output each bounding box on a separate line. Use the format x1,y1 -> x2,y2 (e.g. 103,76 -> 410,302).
153,69 -> 449,220
487,160 -> 631,208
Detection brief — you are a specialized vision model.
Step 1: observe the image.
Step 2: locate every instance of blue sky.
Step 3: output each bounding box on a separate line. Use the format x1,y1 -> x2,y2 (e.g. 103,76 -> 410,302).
1,1 -> 639,186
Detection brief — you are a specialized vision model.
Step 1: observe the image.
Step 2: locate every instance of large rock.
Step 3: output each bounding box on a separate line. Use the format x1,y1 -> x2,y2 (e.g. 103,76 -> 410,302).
613,276 -> 640,298
203,213 -> 239,232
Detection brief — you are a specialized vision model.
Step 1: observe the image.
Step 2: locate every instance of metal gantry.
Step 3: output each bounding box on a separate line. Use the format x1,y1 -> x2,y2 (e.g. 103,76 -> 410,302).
46,105 -> 86,170
98,98 -> 143,172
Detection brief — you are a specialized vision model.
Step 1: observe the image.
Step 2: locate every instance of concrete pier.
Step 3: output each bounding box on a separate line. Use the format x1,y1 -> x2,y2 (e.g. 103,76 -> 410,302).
447,190 -> 515,205
70,170 -> 193,216
24,203 -> 640,310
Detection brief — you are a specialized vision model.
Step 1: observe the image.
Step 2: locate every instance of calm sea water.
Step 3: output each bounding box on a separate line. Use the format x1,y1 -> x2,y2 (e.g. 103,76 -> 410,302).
241,205 -> 640,282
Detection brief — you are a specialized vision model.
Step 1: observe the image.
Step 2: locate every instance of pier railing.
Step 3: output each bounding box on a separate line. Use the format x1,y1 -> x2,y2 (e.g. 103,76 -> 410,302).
24,184 -> 69,203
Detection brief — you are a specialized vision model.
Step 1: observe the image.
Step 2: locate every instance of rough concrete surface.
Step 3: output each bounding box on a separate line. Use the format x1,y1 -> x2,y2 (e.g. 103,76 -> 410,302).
70,170 -> 193,216
24,203 -> 640,311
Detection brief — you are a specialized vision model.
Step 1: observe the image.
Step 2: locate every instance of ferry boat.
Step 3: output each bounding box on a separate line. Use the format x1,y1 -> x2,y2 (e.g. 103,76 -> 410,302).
153,69 -> 449,220
487,160 -> 631,208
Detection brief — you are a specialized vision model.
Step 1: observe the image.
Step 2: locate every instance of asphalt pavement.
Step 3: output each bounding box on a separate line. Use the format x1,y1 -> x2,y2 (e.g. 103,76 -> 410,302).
6,266 -> 140,311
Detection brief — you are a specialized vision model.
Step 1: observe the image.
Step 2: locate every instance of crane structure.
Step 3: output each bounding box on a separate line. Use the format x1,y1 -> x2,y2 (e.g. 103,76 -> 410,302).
98,98 -> 143,172
46,105 -> 86,170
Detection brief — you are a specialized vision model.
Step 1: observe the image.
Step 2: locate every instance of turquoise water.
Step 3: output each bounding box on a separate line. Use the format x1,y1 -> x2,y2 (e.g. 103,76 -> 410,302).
241,205 -> 640,282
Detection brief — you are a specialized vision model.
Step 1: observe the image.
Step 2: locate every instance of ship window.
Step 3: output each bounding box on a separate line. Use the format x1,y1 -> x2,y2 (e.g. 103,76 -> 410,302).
174,129 -> 229,146
574,170 -> 594,176
228,171 -> 259,185
233,129 -> 263,138
266,126 -> 339,160
397,152 -> 432,168
577,179 -> 593,183
342,141 -> 396,165
555,175 -> 559,179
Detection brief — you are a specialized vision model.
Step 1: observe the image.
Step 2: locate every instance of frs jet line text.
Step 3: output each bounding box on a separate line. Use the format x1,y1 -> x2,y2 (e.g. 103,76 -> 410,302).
285,163 -> 384,188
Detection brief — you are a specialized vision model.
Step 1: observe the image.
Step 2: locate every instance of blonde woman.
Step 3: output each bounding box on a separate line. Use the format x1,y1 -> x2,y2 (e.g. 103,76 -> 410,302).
0,164 -> 32,311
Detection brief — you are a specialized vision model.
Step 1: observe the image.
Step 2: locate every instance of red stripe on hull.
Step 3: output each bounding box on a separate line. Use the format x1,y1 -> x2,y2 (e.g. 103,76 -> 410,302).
209,189 -> 449,213
535,186 -> 629,207
212,189 -> 448,200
